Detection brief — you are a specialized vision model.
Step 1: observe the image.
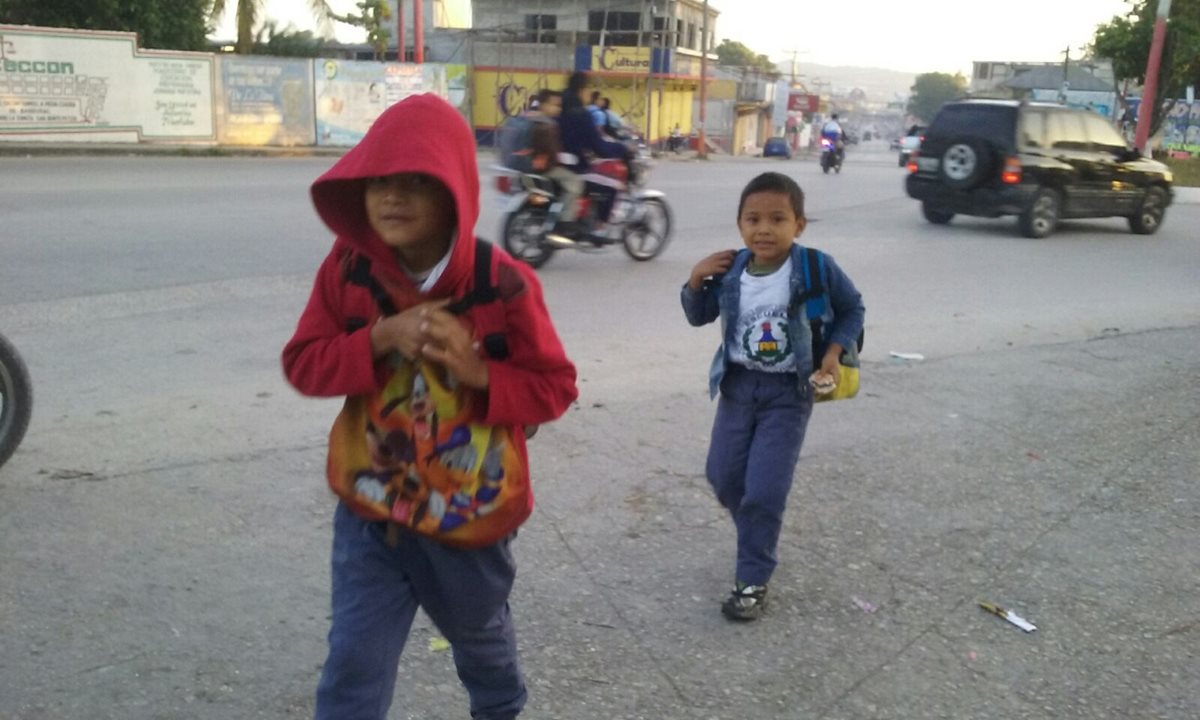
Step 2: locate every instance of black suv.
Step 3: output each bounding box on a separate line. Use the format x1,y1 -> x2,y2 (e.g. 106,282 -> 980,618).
905,100 -> 1173,238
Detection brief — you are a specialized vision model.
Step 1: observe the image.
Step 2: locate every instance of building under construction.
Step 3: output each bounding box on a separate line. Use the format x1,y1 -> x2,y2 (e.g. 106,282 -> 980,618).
425,0 -> 719,146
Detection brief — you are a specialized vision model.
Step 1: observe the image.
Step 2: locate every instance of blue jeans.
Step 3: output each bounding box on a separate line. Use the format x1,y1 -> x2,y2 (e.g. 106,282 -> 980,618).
705,366 -> 813,586
315,503 -> 526,720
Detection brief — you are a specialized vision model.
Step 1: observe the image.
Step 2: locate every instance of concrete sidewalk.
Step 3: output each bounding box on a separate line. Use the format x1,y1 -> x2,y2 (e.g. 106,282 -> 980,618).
2,325 -> 1196,719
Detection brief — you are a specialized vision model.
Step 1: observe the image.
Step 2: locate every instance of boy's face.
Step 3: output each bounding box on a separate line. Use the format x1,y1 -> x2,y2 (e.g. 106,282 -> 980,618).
737,191 -> 805,266
539,95 -> 562,118
365,173 -> 456,266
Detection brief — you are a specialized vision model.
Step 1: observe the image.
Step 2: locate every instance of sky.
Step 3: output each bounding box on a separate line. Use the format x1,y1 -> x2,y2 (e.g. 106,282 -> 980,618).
213,0 -> 1136,76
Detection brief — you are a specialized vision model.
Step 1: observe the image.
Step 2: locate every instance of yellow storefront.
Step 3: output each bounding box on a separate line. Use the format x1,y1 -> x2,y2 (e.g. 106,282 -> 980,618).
470,46 -> 700,148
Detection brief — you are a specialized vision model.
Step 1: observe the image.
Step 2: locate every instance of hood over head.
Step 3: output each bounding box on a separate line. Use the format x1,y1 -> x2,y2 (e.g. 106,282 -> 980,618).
310,94 -> 480,289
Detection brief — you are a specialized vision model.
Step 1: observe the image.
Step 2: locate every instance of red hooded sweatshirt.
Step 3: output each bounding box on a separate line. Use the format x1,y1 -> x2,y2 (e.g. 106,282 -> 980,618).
282,94 -> 577,543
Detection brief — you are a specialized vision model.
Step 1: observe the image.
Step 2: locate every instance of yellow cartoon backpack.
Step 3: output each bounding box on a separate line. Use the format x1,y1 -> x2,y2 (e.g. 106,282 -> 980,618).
327,240 -> 532,548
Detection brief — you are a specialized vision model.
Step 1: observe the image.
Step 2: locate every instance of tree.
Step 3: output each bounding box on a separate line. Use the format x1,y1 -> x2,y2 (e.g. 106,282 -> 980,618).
714,39 -> 778,75
252,22 -> 327,58
209,0 -> 335,55
333,0 -> 392,61
0,0 -> 209,50
907,72 -> 967,122
1091,0 -> 1200,136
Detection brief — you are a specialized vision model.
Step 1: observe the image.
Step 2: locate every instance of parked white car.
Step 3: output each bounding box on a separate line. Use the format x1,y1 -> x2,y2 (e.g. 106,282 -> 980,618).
898,125 -> 926,166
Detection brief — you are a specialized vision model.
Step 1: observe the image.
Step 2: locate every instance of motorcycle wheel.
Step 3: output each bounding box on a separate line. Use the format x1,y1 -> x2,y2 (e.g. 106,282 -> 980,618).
502,202 -> 555,269
821,155 -> 830,174
622,197 -> 673,261
0,333 -> 32,469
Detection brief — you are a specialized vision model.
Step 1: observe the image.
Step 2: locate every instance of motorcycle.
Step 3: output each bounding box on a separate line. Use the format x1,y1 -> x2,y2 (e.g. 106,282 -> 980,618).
0,332 -> 32,469
495,144 -> 672,269
820,136 -> 843,174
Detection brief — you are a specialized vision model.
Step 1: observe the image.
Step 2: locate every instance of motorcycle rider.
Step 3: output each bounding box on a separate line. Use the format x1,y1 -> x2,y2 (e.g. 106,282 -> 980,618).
820,113 -> 847,164
558,71 -> 631,233
498,89 -> 586,239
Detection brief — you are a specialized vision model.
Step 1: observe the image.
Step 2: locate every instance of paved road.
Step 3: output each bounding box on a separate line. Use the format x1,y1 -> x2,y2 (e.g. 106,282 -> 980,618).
1,147 -> 1197,719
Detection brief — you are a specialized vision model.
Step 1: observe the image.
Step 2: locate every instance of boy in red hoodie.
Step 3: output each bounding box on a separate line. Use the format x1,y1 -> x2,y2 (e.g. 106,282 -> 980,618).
282,94 -> 578,720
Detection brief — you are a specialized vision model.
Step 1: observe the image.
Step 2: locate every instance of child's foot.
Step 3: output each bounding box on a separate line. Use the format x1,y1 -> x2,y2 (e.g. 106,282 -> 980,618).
721,582 -> 767,621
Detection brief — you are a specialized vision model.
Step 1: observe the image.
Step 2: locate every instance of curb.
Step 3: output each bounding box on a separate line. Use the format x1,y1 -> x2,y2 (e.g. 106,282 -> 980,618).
0,142 -> 347,159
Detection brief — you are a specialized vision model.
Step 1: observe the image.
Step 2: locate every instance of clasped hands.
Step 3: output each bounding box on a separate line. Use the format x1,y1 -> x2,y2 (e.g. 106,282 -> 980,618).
370,299 -> 489,389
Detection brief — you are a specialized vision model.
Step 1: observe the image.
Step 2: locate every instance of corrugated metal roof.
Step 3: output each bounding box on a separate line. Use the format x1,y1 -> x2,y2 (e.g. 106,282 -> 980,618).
1002,65 -> 1112,92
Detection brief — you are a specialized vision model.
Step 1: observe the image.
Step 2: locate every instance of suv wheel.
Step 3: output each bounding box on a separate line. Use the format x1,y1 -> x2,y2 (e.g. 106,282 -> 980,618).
939,138 -> 993,190
1019,187 -> 1060,238
921,203 -> 954,225
1128,186 -> 1168,235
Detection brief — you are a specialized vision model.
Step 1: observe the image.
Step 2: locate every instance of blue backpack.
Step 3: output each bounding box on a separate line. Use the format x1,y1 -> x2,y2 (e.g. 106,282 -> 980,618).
798,247 -> 863,401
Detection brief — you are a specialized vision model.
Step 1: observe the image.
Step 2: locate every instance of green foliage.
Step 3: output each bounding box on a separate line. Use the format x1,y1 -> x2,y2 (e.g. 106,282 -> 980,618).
907,72 -> 967,122
1162,156 -> 1200,186
333,0 -> 391,61
210,0 -> 334,55
1091,0 -> 1200,135
0,0 -> 209,50
252,22 -> 327,58
714,39 -> 777,75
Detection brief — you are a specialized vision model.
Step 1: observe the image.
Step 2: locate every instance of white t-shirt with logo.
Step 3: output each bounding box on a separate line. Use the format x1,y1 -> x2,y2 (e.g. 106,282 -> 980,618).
727,258 -> 796,373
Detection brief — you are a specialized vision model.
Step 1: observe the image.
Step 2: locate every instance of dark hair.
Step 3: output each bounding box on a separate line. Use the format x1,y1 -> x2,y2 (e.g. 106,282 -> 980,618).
599,96 -> 610,109
737,172 -> 805,220
535,88 -> 560,105
589,90 -> 601,104
565,71 -> 589,96
563,71 -> 589,111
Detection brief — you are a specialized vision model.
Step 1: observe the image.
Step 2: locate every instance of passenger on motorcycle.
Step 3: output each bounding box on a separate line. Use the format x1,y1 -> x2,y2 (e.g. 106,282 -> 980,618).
820,113 -> 847,161
497,89 -> 586,234
558,71 -> 632,229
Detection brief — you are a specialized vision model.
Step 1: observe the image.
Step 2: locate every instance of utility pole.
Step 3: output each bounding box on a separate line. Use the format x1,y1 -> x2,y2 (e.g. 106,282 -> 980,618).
1135,0 -> 1172,154
1060,45 -> 1070,104
783,48 -> 806,86
641,0 -> 652,144
698,0 -> 709,159
413,0 -> 424,63
397,0 -> 405,61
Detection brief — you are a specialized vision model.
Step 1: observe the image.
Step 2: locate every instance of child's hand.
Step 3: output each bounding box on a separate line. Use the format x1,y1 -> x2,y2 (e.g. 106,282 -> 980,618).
812,344 -> 845,394
688,250 -> 736,291
371,300 -> 450,359
418,307 -> 490,389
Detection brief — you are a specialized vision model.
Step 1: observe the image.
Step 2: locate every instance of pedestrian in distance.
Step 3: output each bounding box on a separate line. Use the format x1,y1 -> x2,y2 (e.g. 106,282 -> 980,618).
282,93 -> 578,719
681,171 -> 864,621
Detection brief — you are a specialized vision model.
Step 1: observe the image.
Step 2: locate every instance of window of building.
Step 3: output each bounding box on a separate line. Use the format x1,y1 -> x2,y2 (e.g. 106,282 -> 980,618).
975,63 -> 991,80
523,14 -> 557,43
685,22 -> 696,50
588,10 -> 642,46
651,16 -> 674,46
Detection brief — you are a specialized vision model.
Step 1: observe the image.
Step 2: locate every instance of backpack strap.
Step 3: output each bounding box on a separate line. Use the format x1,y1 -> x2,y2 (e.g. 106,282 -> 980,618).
446,239 -> 498,315
344,253 -> 399,316
343,239 -> 510,360
448,239 -> 510,360
800,247 -> 827,370
800,247 -> 865,356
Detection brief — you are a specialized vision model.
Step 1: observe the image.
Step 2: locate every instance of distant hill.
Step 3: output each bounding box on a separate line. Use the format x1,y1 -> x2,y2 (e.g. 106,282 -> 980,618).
774,61 -> 917,103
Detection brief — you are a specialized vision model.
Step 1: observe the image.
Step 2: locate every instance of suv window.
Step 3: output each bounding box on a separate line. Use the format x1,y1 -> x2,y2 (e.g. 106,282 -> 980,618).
1081,112 -> 1127,154
928,104 -> 1017,148
1046,111 -> 1089,151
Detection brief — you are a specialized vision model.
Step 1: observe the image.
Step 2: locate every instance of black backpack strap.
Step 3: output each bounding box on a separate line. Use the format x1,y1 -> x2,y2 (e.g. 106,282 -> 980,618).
446,239 -> 510,360
344,253 -> 399,317
446,239 -> 498,315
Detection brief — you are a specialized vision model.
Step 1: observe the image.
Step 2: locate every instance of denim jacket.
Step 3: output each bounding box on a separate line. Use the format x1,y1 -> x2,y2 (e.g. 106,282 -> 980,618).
680,244 -> 865,399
